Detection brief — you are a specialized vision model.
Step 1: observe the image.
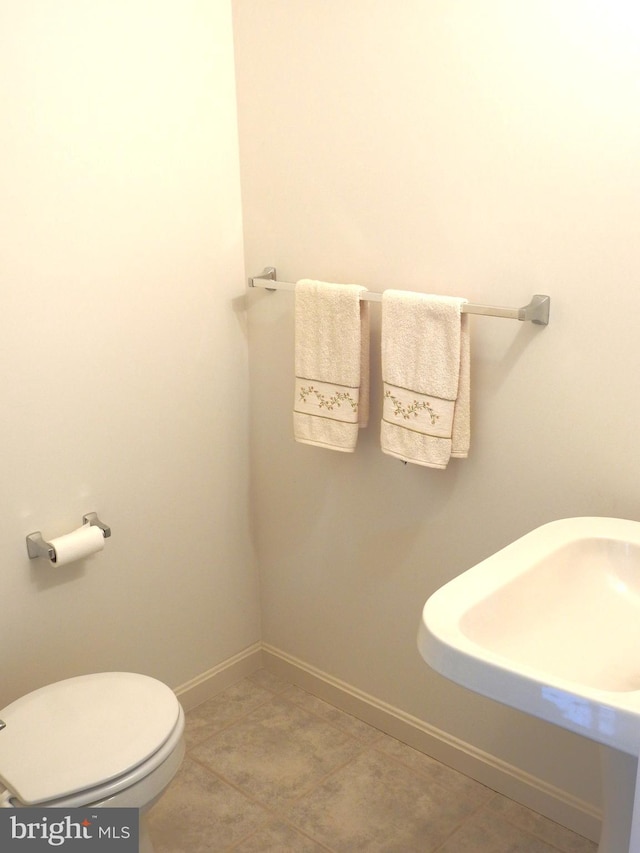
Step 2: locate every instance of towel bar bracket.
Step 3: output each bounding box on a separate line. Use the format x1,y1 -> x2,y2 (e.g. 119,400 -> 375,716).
254,266 -> 277,290
248,267 -> 550,326
524,295 -> 550,326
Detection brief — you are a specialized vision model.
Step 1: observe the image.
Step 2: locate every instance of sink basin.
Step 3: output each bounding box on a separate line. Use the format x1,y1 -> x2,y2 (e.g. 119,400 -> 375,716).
417,517 -> 640,852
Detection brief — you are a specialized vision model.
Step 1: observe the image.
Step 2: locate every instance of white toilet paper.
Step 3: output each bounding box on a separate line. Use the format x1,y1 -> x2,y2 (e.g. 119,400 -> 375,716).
49,523 -> 105,566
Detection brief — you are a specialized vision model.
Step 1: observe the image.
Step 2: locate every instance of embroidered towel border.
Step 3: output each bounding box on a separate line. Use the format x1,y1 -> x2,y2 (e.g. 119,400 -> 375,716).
295,378 -> 360,424
382,385 -> 455,438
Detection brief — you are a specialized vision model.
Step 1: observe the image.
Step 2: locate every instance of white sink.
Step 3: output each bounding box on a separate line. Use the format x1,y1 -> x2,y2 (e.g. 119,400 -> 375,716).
417,517 -> 640,853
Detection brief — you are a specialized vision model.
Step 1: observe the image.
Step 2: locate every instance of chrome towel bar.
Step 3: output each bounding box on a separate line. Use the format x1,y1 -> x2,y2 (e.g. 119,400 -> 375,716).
249,267 -> 550,325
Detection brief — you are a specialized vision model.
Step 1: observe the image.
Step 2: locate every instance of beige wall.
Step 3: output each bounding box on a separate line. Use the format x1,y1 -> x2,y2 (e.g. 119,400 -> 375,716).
0,1 -> 261,705
236,1 -> 640,810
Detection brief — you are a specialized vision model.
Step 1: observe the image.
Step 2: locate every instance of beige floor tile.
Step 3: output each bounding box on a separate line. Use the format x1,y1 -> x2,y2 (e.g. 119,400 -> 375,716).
147,757 -> 270,853
230,819 -> 331,852
281,685 -> 383,744
185,679 -> 274,749
151,674 -> 596,852
373,733 -> 494,810
435,806 -> 571,852
191,695 -> 364,809
285,746 -> 480,852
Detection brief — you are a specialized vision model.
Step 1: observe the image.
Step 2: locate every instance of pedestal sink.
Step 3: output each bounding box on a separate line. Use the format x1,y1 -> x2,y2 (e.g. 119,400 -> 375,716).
417,517 -> 640,853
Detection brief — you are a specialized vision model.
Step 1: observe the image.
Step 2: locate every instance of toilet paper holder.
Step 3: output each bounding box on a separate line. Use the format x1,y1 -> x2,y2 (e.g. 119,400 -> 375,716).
26,513 -> 111,561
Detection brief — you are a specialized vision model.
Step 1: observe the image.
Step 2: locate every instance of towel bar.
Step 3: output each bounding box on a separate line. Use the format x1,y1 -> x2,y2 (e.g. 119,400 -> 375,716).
248,267 -> 550,326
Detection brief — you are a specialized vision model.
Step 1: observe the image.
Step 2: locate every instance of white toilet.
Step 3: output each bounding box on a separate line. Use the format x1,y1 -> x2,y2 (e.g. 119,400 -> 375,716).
0,671 -> 185,853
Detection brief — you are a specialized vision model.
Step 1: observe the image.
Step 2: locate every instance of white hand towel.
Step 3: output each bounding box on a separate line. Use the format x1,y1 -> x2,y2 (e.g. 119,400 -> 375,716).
381,291 -> 470,468
294,279 -> 370,452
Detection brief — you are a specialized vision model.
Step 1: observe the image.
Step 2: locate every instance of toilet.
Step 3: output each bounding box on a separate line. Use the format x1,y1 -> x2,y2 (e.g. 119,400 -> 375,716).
0,672 -> 185,853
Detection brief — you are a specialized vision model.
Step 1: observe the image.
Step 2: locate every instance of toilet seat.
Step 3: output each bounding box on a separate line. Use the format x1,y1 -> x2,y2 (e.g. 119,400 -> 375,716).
0,672 -> 182,806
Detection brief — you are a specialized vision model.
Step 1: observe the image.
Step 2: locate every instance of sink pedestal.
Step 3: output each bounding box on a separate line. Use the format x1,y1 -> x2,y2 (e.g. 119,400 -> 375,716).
599,746 -> 640,852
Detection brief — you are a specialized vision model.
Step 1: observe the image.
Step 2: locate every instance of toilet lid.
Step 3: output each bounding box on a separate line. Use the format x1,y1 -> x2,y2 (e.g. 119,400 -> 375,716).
0,672 -> 180,805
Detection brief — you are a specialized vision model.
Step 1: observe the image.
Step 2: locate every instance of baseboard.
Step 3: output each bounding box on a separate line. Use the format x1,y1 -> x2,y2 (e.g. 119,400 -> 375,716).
262,644 -> 601,843
174,642 -> 263,711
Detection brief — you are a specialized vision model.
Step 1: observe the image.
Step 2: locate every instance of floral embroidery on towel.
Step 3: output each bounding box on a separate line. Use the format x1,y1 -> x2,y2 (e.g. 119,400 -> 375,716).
299,385 -> 358,412
384,390 -> 439,425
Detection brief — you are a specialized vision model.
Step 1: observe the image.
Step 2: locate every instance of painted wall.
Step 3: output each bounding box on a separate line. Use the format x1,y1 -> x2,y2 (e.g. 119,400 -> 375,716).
236,0 -> 640,811
0,1 -> 261,706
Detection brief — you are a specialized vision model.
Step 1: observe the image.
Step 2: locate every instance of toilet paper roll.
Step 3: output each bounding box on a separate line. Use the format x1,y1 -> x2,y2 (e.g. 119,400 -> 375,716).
49,524 -> 105,566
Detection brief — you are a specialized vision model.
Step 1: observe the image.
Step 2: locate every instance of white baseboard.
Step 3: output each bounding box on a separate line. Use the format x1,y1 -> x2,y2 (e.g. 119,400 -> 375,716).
262,644 -> 601,843
174,642 -> 263,711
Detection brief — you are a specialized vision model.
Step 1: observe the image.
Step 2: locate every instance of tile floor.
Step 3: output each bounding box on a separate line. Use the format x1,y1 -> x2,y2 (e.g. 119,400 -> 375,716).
148,669 -> 598,852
